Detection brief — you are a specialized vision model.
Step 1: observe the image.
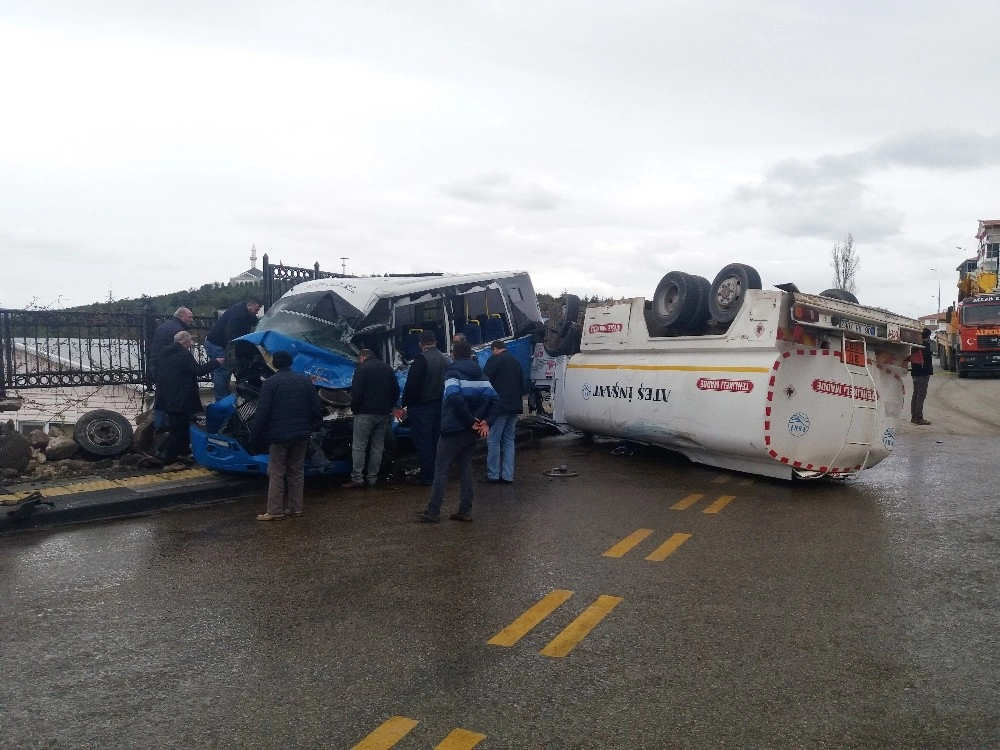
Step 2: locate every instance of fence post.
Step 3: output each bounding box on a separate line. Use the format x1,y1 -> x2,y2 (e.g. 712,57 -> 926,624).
142,304 -> 156,387
0,311 -> 6,399
262,254 -> 272,310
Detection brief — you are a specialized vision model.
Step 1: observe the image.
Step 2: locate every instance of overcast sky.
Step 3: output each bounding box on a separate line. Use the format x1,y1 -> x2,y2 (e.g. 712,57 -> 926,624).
2,1 -> 997,319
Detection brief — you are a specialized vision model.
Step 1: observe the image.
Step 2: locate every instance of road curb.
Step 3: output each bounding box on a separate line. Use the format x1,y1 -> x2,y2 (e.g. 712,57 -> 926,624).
0,468 -> 264,534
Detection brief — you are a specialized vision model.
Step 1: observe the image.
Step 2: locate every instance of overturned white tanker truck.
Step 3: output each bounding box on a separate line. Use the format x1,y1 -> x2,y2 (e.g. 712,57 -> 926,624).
550,263 -> 923,479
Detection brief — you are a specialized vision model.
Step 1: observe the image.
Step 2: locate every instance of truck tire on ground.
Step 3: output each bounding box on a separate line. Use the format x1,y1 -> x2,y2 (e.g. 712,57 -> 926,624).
709,263 -> 762,324
73,409 -> 134,457
652,271 -> 705,329
819,288 -> 860,304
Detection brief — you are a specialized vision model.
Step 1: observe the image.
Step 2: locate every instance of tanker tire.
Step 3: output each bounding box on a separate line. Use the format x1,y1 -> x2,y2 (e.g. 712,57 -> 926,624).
74,409 -> 134,457
709,263 -> 762,324
558,294 -> 581,338
652,271 -> 701,329
819,288 -> 860,304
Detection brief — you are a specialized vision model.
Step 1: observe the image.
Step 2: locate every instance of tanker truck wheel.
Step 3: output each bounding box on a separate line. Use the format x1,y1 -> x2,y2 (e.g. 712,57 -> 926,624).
709,263 -> 762,324
652,272 -> 710,330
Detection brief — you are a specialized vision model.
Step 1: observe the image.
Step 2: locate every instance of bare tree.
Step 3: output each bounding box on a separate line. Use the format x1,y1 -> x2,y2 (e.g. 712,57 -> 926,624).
830,233 -> 860,293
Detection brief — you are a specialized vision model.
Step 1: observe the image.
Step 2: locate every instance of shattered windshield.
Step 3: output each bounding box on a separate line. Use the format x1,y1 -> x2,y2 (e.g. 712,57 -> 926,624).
256,290 -> 363,357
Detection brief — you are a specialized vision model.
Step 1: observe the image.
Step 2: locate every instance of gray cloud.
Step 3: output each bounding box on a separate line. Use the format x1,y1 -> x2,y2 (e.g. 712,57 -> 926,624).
439,173 -> 559,211
731,129 -> 1000,241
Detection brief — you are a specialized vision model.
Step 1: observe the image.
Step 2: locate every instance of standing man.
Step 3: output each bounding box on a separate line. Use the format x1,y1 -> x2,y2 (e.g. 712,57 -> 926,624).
204,297 -> 262,400
343,349 -> 400,489
482,339 -> 524,484
154,331 -> 222,463
250,351 -> 325,521
149,307 -> 194,431
399,330 -> 450,486
907,327 -> 934,425
416,340 -> 499,523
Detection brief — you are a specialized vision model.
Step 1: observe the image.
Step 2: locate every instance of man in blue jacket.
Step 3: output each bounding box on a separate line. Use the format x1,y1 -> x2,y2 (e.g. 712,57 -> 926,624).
416,340 -> 499,523
250,351 -> 325,520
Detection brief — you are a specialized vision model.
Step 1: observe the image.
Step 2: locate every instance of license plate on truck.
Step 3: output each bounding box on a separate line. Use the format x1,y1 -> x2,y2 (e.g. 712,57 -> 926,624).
839,319 -> 877,336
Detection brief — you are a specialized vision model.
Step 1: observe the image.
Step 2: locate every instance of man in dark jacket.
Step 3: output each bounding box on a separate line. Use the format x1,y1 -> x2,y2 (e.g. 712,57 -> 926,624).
907,327 -> 934,425
416,340 -> 499,523
399,329 -> 450,486
154,331 -> 222,463
149,307 -> 193,430
249,351 -> 325,521
204,298 -> 262,400
343,349 -> 400,488
482,339 -> 524,484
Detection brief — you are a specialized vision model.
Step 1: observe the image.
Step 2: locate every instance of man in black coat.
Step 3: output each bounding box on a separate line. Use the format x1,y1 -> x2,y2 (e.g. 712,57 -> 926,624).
154,331 -> 222,463
249,351 -> 325,521
482,339 -> 525,483
149,307 -> 193,430
204,297 -> 262,400
343,349 -> 400,488
399,329 -> 450,486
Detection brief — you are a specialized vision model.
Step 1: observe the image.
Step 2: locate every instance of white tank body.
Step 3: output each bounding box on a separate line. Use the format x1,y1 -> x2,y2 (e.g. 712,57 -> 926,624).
556,292 -> 915,480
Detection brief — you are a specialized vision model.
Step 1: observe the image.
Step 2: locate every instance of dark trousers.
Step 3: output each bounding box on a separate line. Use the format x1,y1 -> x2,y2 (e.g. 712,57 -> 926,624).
266,440 -> 308,516
407,401 -> 441,484
911,374 -> 930,420
163,411 -> 191,462
425,430 -> 478,518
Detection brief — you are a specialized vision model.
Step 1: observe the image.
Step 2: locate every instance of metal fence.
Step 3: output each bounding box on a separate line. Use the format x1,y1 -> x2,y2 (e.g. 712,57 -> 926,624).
0,308 -> 215,397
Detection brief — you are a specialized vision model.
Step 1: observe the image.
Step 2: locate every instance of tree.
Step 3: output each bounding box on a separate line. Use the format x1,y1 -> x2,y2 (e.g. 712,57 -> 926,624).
830,233 -> 860,293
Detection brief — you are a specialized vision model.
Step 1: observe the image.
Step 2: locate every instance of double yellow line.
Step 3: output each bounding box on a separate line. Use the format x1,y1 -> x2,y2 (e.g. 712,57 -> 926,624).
488,589 -> 622,658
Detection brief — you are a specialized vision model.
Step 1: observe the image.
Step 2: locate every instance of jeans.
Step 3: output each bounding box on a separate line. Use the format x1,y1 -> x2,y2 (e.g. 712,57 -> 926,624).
266,439 -> 308,516
407,401 -> 441,484
203,341 -> 230,401
425,430 -> 478,518
351,413 -> 390,484
486,412 -> 518,481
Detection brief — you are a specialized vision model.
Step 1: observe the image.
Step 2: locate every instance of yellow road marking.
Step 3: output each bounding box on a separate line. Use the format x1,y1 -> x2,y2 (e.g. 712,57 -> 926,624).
567,363 -> 770,373
540,595 -> 623,658
645,533 -> 692,561
488,589 -> 574,647
703,495 -> 735,514
352,716 -> 419,749
435,728 -> 487,749
1,467 -> 217,503
603,529 -> 654,558
671,493 -> 703,510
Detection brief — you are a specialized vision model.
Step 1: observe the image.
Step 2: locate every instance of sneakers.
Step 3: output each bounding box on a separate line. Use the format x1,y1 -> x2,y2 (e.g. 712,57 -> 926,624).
415,511 -> 440,523
256,512 -> 285,521
449,513 -> 473,522
911,418 -> 932,425
341,480 -> 365,489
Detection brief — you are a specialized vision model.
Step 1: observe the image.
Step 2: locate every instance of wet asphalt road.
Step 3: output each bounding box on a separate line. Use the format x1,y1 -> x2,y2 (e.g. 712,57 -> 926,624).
2,400 -> 999,748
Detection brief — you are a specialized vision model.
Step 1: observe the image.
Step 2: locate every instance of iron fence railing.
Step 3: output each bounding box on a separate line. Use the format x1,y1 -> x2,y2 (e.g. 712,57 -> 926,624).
0,308 -> 214,397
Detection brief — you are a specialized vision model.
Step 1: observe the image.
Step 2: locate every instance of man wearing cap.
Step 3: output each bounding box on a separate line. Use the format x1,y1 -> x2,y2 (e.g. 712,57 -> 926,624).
907,328 -> 934,425
482,339 -> 525,484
